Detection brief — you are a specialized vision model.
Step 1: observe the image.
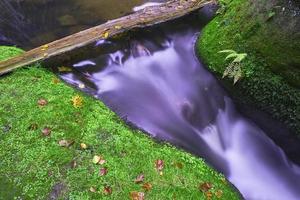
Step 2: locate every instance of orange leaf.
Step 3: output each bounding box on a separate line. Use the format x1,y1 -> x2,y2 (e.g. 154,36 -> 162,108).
130,191 -> 145,200
142,183 -> 152,191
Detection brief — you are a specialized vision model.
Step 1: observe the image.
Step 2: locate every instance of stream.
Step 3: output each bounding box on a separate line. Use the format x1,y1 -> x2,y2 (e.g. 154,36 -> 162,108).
1,1 -> 300,200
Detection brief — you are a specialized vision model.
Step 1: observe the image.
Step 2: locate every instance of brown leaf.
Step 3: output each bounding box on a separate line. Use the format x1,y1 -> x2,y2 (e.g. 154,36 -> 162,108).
142,183 -> 152,191
130,191 -> 145,200
99,168 -> 108,176
175,162 -> 183,169
70,160 -> 77,169
155,159 -> 164,171
52,78 -> 60,84
134,174 -> 145,184
199,182 -> 213,192
38,99 -> 48,106
29,123 -> 38,131
58,139 -> 74,147
104,186 -> 112,195
42,127 -> 51,136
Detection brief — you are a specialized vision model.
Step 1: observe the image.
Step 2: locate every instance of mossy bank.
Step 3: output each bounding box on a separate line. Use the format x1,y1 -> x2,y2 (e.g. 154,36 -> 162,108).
197,0 -> 300,136
0,46 -> 240,199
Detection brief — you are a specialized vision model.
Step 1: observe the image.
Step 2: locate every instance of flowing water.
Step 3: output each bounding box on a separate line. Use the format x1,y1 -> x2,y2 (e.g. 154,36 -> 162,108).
1,1 -> 300,199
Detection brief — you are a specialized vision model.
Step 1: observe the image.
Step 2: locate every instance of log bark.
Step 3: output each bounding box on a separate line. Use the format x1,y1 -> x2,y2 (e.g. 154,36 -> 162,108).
0,0 -> 212,75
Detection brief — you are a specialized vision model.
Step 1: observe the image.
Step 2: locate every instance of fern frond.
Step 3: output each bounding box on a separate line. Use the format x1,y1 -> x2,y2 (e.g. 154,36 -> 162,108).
218,49 -> 237,54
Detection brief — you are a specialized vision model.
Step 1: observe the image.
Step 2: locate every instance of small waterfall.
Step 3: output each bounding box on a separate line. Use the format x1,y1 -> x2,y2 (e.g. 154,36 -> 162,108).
60,15 -> 300,200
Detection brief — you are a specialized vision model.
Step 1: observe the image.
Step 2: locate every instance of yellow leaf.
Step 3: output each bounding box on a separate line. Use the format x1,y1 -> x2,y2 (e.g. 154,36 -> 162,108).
79,83 -> 85,89
58,66 -> 72,72
80,143 -> 87,149
41,44 -> 49,51
71,95 -> 83,108
103,31 -> 109,39
114,25 -> 122,30
93,155 -> 101,164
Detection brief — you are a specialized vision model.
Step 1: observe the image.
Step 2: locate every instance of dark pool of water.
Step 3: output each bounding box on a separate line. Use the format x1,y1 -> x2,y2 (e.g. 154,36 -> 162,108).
1,1 -> 300,199
0,0 -> 166,49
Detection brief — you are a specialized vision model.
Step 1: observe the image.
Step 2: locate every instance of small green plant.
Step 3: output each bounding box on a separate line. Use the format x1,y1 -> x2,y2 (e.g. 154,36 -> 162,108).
218,50 -> 247,84
216,0 -> 232,15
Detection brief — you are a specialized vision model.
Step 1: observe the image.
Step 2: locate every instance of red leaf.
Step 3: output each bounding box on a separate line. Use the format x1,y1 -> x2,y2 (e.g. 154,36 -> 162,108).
104,186 -> 112,195
38,99 -> 48,106
99,168 -> 108,176
42,127 -> 51,136
155,159 -> 164,171
130,191 -> 145,200
199,182 -> 213,192
135,174 -> 145,184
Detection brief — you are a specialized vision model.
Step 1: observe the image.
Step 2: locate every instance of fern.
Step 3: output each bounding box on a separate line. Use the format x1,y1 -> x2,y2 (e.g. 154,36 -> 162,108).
219,50 -> 247,84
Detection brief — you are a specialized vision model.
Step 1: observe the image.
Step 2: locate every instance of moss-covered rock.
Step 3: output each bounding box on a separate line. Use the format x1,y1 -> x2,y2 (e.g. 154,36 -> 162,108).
197,0 -> 300,135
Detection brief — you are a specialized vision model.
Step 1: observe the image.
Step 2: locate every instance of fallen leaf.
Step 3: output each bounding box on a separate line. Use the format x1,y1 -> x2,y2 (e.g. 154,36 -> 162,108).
92,155 -> 101,164
80,143 -> 88,149
199,182 -> 213,192
104,186 -> 112,195
130,191 -> 145,200
99,159 -> 106,165
155,159 -> 164,171
134,174 -> 145,184
215,190 -> 223,198
92,155 -> 106,165
142,183 -> 152,191
115,25 -> 122,29
71,95 -> 83,108
205,191 -> 213,200
38,99 -> 48,106
70,160 -> 77,169
89,187 -> 96,193
41,44 -> 49,51
58,66 -> 72,72
52,78 -> 60,84
103,32 -> 109,39
175,162 -> 183,169
78,83 -> 85,89
43,53 -> 48,57
42,127 -> 51,136
29,123 -> 38,131
99,168 -> 108,176
58,139 -> 74,147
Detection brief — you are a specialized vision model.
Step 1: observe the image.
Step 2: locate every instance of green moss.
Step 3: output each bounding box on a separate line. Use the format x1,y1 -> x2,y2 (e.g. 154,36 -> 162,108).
197,0 -> 300,135
0,46 -> 240,199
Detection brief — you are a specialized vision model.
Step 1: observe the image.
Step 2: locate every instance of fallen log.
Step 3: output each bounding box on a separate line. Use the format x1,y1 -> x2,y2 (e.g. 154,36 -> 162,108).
0,0 -> 213,75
